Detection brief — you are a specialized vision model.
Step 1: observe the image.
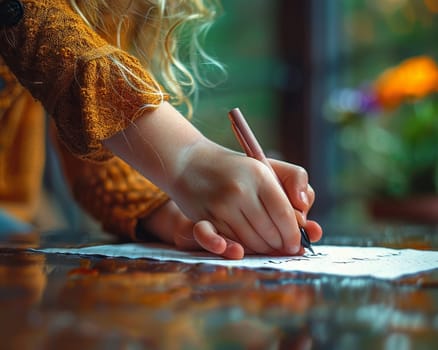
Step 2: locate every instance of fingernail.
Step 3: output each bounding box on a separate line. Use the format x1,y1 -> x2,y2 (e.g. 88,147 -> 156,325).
300,191 -> 309,206
287,244 -> 300,255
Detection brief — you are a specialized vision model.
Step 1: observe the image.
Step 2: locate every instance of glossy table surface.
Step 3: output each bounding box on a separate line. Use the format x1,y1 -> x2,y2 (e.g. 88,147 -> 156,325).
1,223 -> 438,350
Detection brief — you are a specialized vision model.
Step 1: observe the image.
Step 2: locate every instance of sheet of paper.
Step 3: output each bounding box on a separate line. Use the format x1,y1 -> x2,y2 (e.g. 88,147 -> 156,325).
35,244 -> 438,280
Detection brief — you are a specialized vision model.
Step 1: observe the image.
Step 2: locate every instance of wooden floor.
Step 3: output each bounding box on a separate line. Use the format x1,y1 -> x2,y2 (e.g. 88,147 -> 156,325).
1,225 -> 438,349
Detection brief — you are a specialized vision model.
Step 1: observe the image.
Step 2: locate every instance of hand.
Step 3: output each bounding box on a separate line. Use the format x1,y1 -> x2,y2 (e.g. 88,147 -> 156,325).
104,102 -> 322,256
139,200 -> 245,259
169,139 -> 322,255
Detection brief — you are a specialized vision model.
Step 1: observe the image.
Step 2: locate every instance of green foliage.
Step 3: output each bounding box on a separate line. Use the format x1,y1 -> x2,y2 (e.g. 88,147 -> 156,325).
337,95 -> 438,198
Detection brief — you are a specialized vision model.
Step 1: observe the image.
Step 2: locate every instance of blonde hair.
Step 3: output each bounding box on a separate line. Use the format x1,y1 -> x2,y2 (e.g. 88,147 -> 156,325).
69,0 -> 225,117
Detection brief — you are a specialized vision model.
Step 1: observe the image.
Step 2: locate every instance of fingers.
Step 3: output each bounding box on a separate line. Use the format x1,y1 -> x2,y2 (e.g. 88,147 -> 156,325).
193,221 -> 244,259
172,212 -> 321,259
173,228 -> 200,250
207,162 -> 303,255
269,160 -> 314,214
202,164 -> 308,256
225,207 -> 282,253
202,195 -> 282,254
302,184 -> 315,218
221,239 -> 245,260
258,181 -> 302,255
178,217 -> 322,258
173,218 -> 247,260
242,214 -> 284,252
304,220 -> 323,243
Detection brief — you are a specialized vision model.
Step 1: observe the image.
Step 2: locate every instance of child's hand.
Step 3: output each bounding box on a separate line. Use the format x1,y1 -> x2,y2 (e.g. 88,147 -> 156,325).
170,140 -> 322,256
104,102 -> 323,256
139,200 -> 245,259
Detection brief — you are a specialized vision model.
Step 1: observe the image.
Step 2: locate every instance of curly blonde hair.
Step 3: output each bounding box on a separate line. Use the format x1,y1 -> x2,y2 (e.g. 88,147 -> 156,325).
69,0 -> 224,117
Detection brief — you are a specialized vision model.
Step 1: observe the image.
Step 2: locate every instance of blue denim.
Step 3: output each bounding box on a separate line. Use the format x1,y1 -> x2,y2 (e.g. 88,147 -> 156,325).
0,209 -> 33,235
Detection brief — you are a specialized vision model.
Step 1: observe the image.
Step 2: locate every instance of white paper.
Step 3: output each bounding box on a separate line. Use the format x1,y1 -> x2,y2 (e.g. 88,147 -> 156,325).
35,244 -> 438,280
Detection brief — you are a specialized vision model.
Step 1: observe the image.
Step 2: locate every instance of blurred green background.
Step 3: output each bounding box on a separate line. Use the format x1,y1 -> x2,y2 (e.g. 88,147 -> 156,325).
194,0 -> 282,152
192,0 -> 438,227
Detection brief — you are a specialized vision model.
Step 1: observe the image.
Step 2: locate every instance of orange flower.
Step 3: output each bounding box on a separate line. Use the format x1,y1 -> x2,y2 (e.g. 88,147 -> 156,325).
374,56 -> 438,109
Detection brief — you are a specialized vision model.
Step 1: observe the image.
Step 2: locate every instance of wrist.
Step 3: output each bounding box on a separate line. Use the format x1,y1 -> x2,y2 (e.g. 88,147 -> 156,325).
167,137 -> 216,196
104,102 -> 206,192
167,137 -> 240,209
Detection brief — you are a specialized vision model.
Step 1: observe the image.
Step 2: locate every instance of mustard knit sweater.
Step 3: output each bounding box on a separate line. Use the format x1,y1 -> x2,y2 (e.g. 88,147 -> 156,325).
0,0 -> 169,239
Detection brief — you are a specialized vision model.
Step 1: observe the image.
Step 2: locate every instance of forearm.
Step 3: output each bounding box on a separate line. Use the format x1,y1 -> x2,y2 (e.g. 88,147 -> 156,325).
103,101 -> 208,196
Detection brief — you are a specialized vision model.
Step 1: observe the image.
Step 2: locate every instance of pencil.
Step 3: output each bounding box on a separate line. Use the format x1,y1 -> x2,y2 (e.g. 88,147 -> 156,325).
228,107 -> 315,255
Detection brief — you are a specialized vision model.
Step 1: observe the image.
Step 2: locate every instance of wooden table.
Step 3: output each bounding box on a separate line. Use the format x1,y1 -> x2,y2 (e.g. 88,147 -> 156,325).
1,223 -> 438,349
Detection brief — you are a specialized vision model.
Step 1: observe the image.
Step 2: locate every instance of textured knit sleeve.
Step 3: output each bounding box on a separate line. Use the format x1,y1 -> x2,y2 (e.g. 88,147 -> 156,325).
54,130 -> 169,240
0,0 -> 166,161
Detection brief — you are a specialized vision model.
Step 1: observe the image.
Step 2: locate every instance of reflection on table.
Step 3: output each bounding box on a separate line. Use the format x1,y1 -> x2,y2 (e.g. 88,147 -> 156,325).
0,225 -> 438,349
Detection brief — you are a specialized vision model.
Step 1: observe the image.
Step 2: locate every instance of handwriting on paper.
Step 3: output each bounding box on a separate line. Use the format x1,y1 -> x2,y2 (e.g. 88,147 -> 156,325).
35,244 -> 438,280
